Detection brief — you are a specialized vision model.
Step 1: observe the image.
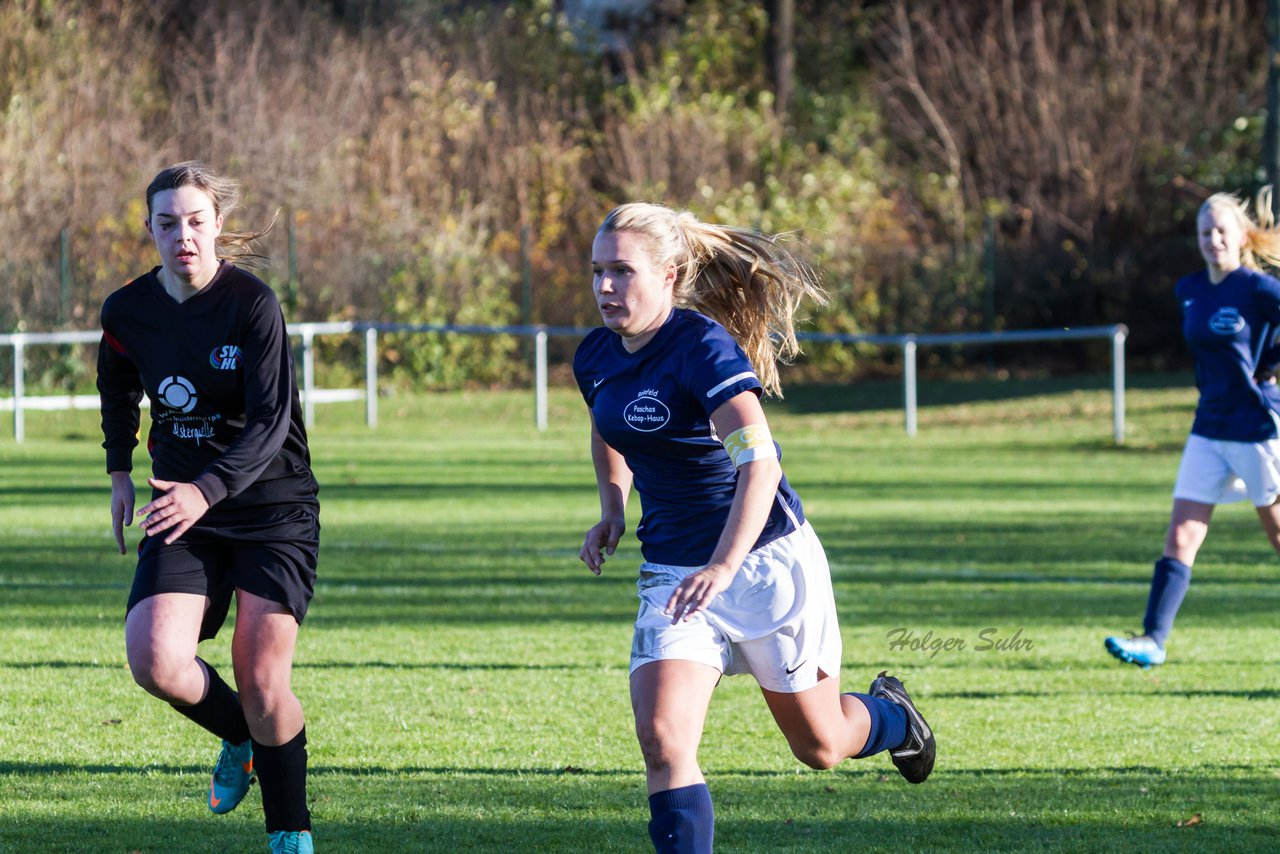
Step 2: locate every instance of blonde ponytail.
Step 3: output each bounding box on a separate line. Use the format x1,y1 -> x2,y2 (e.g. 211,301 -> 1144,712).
1201,188 -> 1280,273
599,203 -> 826,396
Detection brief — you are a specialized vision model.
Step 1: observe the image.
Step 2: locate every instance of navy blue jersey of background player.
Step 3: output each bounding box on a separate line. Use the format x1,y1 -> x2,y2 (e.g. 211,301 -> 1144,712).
573,307 -> 804,566
1179,265 -> 1280,441
98,261 -> 318,516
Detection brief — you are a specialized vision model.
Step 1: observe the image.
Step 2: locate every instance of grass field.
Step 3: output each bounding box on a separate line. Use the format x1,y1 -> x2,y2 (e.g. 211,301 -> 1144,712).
1,374 -> 1278,853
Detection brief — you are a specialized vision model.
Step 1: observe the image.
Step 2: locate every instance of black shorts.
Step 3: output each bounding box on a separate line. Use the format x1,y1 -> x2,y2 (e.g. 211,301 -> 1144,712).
126,504 -> 320,641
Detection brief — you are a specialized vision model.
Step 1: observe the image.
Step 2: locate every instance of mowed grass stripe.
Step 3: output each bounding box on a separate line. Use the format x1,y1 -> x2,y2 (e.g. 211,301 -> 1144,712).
1,376 -> 1276,852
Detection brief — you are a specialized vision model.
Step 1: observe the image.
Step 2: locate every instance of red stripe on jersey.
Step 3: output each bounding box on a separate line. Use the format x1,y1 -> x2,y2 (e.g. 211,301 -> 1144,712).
103,330 -> 128,355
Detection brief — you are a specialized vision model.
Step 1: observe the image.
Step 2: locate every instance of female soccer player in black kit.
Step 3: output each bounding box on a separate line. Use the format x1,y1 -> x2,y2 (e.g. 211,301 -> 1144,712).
98,162 -> 317,854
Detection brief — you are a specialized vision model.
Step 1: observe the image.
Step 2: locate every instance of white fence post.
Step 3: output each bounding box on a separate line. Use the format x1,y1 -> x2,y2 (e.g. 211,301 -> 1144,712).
1112,326 -> 1127,445
535,329 -> 548,432
903,337 -> 917,438
365,326 -> 378,429
12,334 -> 24,443
301,326 -> 316,428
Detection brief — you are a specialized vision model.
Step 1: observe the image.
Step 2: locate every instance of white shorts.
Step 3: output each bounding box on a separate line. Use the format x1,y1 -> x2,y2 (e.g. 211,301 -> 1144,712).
1172,433 -> 1280,507
629,522 -> 842,694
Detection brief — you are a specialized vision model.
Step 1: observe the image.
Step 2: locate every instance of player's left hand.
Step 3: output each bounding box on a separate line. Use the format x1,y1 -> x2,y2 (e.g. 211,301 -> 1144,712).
665,563 -> 736,624
138,478 -> 210,544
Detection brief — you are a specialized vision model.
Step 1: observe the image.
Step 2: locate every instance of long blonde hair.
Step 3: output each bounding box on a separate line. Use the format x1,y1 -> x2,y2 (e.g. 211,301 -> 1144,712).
598,203 -> 826,397
1200,188 -> 1280,272
145,161 -> 275,268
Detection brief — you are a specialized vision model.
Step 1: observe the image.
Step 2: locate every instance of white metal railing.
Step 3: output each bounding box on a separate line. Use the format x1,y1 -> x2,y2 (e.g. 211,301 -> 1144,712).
2,322 -> 1128,442
795,324 -> 1130,443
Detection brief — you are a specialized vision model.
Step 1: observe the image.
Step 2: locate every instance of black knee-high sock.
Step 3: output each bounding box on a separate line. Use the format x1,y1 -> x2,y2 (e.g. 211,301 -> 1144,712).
254,727 -> 311,833
170,659 -> 251,745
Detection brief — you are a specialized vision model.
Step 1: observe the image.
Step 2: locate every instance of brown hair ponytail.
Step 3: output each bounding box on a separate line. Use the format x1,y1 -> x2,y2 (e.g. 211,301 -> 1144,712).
146,161 -> 275,269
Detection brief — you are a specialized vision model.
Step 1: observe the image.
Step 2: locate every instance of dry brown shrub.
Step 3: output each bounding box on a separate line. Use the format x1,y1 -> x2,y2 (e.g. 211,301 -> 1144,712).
872,0 -> 1264,245
0,0 -> 163,326
154,2 -> 598,325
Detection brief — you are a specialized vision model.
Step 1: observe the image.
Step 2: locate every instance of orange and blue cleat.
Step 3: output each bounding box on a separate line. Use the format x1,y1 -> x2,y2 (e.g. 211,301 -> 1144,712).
209,739 -> 255,814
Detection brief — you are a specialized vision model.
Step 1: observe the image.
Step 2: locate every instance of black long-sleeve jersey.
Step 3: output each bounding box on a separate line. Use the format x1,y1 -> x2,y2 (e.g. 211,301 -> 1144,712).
97,262 -> 318,514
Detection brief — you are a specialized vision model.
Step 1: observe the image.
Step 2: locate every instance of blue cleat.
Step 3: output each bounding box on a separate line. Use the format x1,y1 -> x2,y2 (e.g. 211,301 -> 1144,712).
209,739 -> 255,814
1104,635 -> 1166,668
269,830 -> 314,853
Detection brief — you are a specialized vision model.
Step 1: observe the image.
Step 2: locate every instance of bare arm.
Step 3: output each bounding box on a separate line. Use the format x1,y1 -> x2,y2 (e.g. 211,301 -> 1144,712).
665,390 -> 782,622
579,412 -> 634,575
109,471 -> 135,554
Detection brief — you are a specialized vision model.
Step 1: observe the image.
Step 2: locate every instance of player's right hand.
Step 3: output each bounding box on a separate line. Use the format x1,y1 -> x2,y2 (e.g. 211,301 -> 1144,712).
580,516 -> 625,576
109,471 -> 135,555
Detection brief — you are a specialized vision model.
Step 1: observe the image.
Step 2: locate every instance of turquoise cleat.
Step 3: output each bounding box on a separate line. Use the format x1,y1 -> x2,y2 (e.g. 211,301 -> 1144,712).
1104,635 -> 1167,668
209,739 -> 255,814
269,830 -> 314,853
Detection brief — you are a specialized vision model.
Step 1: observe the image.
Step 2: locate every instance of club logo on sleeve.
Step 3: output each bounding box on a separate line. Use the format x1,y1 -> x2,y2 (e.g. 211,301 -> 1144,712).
624,389 -> 671,432
209,344 -> 243,370
157,376 -> 197,413
1209,307 -> 1245,335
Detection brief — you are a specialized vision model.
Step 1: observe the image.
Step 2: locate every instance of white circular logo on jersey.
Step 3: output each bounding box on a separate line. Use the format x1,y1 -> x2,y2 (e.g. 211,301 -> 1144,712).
624,396 -> 671,432
157,375 -> 197,413
1209,307 -> 1245,335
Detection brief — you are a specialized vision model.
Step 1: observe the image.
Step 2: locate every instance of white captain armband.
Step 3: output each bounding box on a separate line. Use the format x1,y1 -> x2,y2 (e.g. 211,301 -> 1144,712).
722,424 -> 778,468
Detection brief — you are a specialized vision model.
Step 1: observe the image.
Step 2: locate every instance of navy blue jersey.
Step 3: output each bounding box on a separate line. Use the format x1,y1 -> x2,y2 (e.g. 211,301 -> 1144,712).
1178,267 -> 1280,441
573,308 -> 805,565
97,262 -> 318,514
1258,331 -> 1280,411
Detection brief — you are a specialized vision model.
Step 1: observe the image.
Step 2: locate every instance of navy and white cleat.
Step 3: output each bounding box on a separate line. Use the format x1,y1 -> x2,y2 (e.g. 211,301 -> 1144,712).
868,671 -> 936,784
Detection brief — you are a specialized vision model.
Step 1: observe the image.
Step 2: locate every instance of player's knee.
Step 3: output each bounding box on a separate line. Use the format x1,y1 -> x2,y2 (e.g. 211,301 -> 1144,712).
789,738 -> 843,771
127,650 -> 186,700
634,717 -> 693,771
127,659 -> 163,695
1166,524 -> 1205,557
236,677 -> 290,724
1265,528 -> 1280,554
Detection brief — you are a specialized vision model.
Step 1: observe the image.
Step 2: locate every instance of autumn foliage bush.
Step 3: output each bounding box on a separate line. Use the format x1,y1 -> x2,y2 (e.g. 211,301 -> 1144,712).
0,0 -> 1268,388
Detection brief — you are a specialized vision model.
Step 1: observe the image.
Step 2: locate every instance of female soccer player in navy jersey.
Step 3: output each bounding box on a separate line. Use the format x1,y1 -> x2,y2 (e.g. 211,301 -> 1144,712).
98,162 -> 317,853
575,203 -> 935,853
1106,189 -> 1280,669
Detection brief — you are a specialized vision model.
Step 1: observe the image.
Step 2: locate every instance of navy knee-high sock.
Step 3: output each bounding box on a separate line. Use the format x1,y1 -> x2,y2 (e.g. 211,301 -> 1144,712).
170,659 -> 251,745
254,727 -> 311,833
847,693 -> 908,758
648,783 -> 713,854
1142,556 -> 1191,648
